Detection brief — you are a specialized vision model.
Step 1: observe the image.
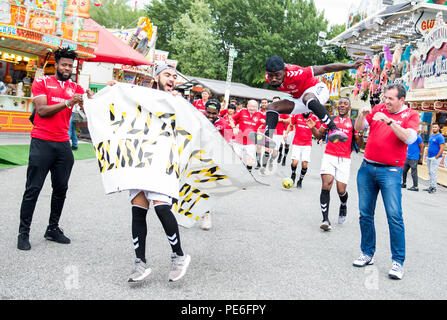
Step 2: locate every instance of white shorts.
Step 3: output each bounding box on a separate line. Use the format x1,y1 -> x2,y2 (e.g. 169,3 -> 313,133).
285,131 -> 294,145
291,145 -> 312,162
273,134 -> 285,151
232,143 -> 256,164
320,153 -> 351,185
287,82 -> 330,115
129,189 -> 172,205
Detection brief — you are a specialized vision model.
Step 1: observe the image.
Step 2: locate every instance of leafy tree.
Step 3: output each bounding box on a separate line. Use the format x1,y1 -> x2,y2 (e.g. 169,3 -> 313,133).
168,0 -> 226,78
89,0 -> 145,29
145,0 -> 194,54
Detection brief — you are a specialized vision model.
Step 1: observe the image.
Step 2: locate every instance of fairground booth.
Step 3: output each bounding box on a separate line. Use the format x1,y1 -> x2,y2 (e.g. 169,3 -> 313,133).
328,0 -> 447,186
0,0 -> 95,133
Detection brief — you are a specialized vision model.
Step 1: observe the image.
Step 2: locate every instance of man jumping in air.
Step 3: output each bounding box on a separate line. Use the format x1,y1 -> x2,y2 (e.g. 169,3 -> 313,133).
263,56 -> 369,144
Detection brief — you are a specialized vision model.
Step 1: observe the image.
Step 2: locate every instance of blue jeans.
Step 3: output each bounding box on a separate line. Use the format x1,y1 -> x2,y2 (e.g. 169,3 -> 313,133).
68,114 -> 78,147
357,161 -> 405,265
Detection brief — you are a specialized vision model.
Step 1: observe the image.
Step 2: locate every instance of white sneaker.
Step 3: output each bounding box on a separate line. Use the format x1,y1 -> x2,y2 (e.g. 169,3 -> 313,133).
320,221 -> 332,231
200,212 -> 212,231
352,254 -> 374,267
128,259 -> 152,283
388,261 -> 404,280
169,253 -> 191,282
338,215 -> 347,224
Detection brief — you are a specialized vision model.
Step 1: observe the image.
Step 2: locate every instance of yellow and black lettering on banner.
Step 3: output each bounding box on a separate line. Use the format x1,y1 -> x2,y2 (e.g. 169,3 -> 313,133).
173,183 -> 210,220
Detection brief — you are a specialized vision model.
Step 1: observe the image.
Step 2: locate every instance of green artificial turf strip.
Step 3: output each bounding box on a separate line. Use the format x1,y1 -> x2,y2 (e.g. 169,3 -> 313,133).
0,143 -> 96,170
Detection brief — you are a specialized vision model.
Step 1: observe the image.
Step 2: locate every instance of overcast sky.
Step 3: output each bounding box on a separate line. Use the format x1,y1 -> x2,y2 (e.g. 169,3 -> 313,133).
130,0 -> 356,26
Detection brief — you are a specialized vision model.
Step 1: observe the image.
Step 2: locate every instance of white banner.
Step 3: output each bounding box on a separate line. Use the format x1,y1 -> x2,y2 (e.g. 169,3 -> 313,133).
84,84 -> 258,227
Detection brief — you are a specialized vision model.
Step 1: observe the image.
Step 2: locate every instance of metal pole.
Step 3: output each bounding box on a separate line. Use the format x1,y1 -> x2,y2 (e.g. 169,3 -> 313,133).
224,45 -> 235,108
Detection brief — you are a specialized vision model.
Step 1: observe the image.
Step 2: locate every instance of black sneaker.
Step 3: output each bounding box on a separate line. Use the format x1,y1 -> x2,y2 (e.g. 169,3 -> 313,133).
255,162 -> 261,170
428,187 -> 437,194
281,157 -> 286,166
407,186 -> 419,191
71,146 -> 78,150
423,187 -> 431,192
17,233 -> 31,250
401,183 -> 406,188
44,226 -> 71,244
296,179 -> 302,189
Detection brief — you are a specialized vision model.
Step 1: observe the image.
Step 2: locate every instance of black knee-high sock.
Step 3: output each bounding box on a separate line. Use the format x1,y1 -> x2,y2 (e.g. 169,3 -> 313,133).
284,144 -> 290,156
154,204 -> 184,256
278,144 -> 283,157
320,189 -> 330,222
306,98 -> 337,131
299,167 -> 308,181
132,205 -> 148,263
256,152 -> 261,166
264,110 -> 279,138
339,192 -> 348,211
291,164 -> 297,180
262,151 -> 270,167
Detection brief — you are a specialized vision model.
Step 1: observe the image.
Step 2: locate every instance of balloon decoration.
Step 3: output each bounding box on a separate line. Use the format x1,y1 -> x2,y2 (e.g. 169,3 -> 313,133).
351,44 -> 413,103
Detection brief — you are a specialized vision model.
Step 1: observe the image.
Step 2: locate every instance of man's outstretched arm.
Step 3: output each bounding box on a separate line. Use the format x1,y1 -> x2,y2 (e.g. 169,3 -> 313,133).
312,59 -> 370,77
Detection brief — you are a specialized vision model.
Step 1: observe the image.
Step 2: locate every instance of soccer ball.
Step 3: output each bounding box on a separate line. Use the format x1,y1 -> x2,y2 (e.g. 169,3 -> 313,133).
282,177 -> 294,189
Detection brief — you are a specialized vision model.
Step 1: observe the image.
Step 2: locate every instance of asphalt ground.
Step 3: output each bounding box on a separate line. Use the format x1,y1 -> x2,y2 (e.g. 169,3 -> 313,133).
1,139 -> 446,302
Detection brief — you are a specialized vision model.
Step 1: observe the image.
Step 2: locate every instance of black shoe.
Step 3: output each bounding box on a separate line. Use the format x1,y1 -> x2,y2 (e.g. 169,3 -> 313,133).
423,187 -> 431,192
277,154 -> 282,163
428,187 -> 437,194
296,179 -> 302,189
255,163 -> 261,170
281,158 -> 286,166
44,226 -> 71,244
401,183 -> 406,188
17,233 -> 31,250
71,146 -> 78,150
407,186 -> 419,191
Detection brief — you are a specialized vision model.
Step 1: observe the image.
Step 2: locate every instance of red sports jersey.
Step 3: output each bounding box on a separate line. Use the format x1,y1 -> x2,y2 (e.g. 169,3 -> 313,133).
265,64 -> 320,98
223,113 -> 236,140
364,103 -> 420,167
290,114 -> 320,146
232,109 -> 263,145
31,75 -> 85,142
275,114 -> 290,135
213,117 -> 232,142
324,116 -> 356,159
193,99 -> 206,111
256,110 -> 266,132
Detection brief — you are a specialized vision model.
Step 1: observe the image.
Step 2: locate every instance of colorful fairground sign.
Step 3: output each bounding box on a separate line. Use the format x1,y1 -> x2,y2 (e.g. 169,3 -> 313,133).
410,11 -> 447,90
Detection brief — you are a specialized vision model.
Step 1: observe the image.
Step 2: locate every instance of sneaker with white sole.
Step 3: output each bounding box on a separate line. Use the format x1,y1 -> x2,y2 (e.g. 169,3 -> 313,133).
338,206 -> 347,224
388,261 -> 404,280
128,259 -> 152,283
352,254 -> 374,267
320,220 -> 332,231
201,212 -> 212,231
169,253 -> 191,282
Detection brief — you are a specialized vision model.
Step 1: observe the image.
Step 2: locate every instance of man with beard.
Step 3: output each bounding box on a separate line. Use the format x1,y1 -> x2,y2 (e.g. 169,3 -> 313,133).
17,47 -> 89,250
307,97 -> 363,231
128,64 -> 190,283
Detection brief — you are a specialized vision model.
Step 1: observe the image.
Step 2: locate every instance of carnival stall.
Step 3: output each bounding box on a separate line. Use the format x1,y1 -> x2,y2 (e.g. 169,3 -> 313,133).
328,0 -> 447,186
0,0 -> 95,133
80,18 -> 154,92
